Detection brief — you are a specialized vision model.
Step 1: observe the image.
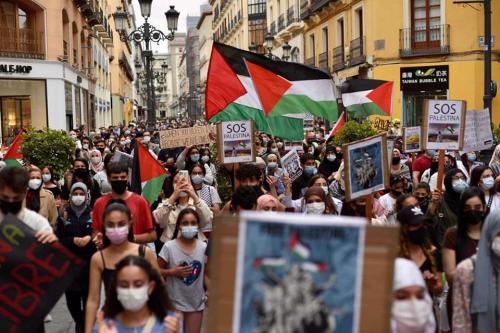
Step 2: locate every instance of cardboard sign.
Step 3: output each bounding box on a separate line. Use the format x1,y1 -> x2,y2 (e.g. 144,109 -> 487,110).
343,134 -> 390,201
159,126 -> 212,149
280,148 -> 303,182
0,214 -> 84,332
207,214 -> 399,333
423,100 -> 465,150
303,113 -> 314,132
402,126 -> 422,153
462,108 -> 493,152
217,121 -> 255,164
233,212 -> 366,333
368,115 -> 392,132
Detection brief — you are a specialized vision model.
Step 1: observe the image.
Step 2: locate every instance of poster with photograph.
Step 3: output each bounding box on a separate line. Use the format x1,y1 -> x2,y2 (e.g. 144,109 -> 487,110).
462,108 -> 493,152
403,126 -> 422,153
218,120 -> 255,164
304,113 -> 314,132
343,134 -> 389,201
233,212 -> 366,333
280,148 -> 303,182
423,100 -> 465,150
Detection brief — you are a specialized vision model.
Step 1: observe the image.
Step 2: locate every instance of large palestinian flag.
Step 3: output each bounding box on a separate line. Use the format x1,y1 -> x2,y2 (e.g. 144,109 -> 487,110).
341,79 -> 393,118
206,43 -> 338,140
131,142 -> 168,205
3,130 -> 24,167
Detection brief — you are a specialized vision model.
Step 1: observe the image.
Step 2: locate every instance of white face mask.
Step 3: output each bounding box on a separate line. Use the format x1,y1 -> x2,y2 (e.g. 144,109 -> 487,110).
392,298 -> 432,331
306,202 -> 325,215
71,195 -> 86,206
91,156 -> 102,165
491,236 -> 500,256
28,179 -> 42,190
117,285 -> 150,312
82,143 -> 89,150
321,186 -> 329,195
42,174 -> 52,183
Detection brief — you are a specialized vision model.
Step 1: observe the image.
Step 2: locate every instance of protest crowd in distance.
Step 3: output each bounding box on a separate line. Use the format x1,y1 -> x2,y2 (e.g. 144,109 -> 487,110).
1,107 -> 499,333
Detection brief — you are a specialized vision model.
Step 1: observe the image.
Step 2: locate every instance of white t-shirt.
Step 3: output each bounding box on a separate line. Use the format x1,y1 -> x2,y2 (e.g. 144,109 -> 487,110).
0,208 -> 52,233
378,193 -> 397,225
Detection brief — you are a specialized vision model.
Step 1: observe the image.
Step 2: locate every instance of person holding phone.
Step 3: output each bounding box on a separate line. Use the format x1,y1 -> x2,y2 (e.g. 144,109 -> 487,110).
153,171 -> 213,245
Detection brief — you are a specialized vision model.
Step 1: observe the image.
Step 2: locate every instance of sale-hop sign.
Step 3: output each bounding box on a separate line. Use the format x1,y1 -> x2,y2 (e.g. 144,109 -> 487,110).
423,100 -> 465,150
217,120 -> 256,164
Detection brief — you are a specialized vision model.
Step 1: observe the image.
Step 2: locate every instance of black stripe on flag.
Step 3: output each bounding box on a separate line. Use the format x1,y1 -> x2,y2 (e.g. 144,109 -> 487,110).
342,79 -> 387,93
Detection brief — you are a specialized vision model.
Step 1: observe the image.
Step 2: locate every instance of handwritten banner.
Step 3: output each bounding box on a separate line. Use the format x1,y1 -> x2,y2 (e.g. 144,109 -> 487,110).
159,126 -> 212,149
462,109 -> 493,152
0,214 -> 83,332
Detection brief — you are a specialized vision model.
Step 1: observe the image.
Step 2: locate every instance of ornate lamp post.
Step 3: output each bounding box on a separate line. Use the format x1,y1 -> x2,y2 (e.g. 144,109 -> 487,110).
282,42 -> 292,62
113,1 -> 179,128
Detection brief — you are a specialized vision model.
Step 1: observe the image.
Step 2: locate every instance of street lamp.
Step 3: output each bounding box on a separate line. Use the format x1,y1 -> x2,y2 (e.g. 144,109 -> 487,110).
264,32 -> 274,58
112,2 -> 180,128
282,42 -> 292,62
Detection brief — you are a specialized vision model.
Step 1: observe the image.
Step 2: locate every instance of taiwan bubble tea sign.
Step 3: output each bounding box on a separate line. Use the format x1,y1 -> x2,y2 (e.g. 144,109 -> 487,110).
423,100 -> 465,150
217,120 -> 255,164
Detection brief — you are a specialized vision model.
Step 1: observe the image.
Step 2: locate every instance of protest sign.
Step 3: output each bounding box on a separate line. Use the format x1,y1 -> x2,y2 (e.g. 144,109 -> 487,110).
159,125 -> 212,149
233,213 -> 365,333
303,113 -> 314,132
343,134 -> 390,201
368,115 -> 392,132
423,100 -> 465,150
207,214 -> 399,333
402,126 -> 422,153
217,121 -> 255,164
284,141 -> 303,152
0,214 -> 84,332
280,148 -> 302,181
462,108 -> 493,152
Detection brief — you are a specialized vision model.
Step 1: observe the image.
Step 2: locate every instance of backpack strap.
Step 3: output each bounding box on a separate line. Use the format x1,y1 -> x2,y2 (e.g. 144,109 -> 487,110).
138,244 -> 146,257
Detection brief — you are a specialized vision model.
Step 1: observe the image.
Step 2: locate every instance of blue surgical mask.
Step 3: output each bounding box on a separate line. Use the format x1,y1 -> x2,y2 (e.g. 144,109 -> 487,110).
268,162 -> 278,169
452,179 -> 468,193
190,154 -> 200,162
201,155 -> 210,163
427,150 -> 436,157
304,166 -> 317,176
326,154 -> 336,162
181,226 -> 199,239
191,175 -> 204,185
482,176 -> 495,190
467,153 -> 476,161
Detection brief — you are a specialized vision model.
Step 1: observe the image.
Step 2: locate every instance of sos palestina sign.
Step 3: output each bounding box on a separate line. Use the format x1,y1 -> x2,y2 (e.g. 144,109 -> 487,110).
423,100 -> 466,150
217,120 -> 255,164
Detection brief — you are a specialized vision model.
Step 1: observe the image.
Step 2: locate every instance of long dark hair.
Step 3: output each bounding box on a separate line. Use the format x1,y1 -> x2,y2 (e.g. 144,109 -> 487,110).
456,187 -> 485,262
101,200 -> 134,247
469,165 -> 497,195
172,208 -> 200,239
102,255 -> 173,320
72,158 -> 94,190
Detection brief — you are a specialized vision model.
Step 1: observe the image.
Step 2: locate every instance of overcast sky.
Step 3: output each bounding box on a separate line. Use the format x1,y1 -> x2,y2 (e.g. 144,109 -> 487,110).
132,0 -> 206,52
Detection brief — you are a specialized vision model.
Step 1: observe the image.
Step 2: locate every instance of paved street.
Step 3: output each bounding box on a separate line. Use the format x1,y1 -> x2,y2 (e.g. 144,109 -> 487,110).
45,296 -> 75,333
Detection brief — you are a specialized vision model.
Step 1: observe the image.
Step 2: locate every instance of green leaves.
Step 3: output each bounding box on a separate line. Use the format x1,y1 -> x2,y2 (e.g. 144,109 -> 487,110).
330,120 -> 377,146
20,129 -> 76,179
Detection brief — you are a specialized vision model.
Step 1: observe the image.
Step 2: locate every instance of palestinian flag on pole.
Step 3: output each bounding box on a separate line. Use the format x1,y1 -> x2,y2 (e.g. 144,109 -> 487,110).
325,111 -> 346,142
288,232 -> 310,260
3,130 -> 24,167
341,79 -> 394,118
131,142 -> 168,205
205,43 -> 339,140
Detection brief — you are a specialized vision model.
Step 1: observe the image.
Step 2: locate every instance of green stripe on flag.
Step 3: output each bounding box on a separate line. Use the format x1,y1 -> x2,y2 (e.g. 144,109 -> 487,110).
346,102 -> 387,118
4,159 -> 22,167
270,94 -> 339,121
141,174 -> 167,206
210,102 -> 304,140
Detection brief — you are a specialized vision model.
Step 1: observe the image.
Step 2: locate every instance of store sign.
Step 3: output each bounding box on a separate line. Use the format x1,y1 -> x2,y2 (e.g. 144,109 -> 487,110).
0,64 -> 33,74
400,65 -> 448,91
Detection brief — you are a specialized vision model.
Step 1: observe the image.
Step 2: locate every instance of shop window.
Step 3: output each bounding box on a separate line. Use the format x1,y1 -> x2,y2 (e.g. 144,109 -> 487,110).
1,97 -> 30,143
403,92 -> 447,126
65,82 -> 73,131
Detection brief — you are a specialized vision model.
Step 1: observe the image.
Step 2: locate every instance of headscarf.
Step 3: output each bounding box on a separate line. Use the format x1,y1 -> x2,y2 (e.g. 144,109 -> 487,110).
443,168 -> 463,216
489,145 -> 500,178
318,145 -> 340,178
89,149 -> 104,173
69,182 -> 89,217
471,209 -> 500,333
256,194 -> 285,212
391,258 -> 436,333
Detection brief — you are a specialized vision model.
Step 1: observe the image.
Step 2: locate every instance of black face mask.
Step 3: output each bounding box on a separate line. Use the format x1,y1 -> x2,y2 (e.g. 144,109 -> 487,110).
417,197 -> 429,208
111,180 -> 128,194
463,210 -> 484,225
391,189 -> 403,197
97,147 -> 105,154
0,200 -> 23,215
391,156 -> 401,166
408,227 -> 428,245
431,161 -> 439,172
73,168 -> 88,179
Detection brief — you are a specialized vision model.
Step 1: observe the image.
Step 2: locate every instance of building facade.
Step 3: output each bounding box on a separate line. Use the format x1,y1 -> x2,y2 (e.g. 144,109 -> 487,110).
300,0 -> 499,124
165,33 -> 185,118
0,0 -> 116,142
186,15 -> 201,119
197,5 -> 213,119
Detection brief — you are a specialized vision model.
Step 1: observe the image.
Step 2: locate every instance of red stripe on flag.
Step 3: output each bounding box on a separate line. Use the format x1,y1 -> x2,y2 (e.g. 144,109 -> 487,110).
326,112 -> 345,141
3,130 -> 24,160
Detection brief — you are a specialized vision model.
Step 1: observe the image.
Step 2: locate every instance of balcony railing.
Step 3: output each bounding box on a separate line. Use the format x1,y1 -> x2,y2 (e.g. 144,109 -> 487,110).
399,24 -> 450,57
0,28 -> 45,59
305,56 -> 315,67
270,21 -> 276,35
287,6 -> 299,25
278,14 -> 286,31
88,10 -> 103,27
300,0 -> 310,20
332,45 -> 345,71
310,0 -> 334,13
349,36 -> 366,66
319,51 -> 329,72
74,0 -> 87,7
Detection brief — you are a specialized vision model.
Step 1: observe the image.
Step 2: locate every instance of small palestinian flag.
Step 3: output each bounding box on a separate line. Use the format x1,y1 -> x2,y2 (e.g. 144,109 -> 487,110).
3,130 -> 24,167
253,257 -> 287,268
131,142 -> 168,205
206,43 -> 339,140
300,261 -> 327,273
325,111 -> 346,142
341,79 -> 394,118
288,232 -> 310,260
